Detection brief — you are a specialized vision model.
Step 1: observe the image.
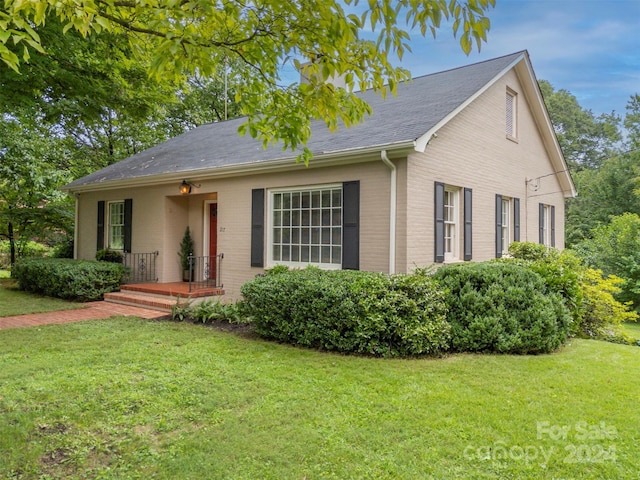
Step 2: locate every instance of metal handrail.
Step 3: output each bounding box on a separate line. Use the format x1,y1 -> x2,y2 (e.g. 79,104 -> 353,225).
122,251 -> 159,283
188,253 -> 224,292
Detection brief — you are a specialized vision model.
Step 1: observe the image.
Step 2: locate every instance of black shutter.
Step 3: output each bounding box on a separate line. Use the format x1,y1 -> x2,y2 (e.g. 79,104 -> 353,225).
539,203 -> 545,244
551,205 -> 556,247
251,189 -> 265,267
513,198 -> 520,242
495,194 -> 503,258
124,199 -> 133,253
97,201 -> 105,251
434,182 -> 445,263
342,181 -> 360,270
463,188 -> 472,261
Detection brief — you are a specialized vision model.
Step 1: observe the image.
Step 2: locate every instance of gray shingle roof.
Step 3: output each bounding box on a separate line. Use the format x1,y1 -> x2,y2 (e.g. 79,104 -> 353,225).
65,51 -> 524,188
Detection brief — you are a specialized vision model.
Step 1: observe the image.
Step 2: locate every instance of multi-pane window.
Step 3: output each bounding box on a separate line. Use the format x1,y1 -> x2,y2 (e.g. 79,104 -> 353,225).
444,188 -> 459,260
541,204 -> 551,247
506,89 -> 517,138
501,198 -> 511,254
270,186 -> 342,268
108,201 -> 125,250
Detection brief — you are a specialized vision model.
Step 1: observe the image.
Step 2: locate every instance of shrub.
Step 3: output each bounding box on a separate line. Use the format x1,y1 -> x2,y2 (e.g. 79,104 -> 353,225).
434,262 -> 571,354
240,268 -> 450,357
508,242 -> 638,340
96,249 -> 124,263
172,300 -> 248,324
11,258 -> 125,302
508,242 -> 583,332
50,238 -> 74,258
579,268 -> 638,339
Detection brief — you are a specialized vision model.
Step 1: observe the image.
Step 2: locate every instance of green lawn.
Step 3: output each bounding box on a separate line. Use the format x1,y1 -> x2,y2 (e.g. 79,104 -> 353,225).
0,277 -> 84,317
1,318 -> 638,479
622,321 -> 640,341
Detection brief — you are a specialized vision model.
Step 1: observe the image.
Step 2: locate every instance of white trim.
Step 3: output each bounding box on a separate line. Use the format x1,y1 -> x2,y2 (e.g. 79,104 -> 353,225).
444,187 -> 460,262
266,183 -> 343,270
106,200 -> 125,251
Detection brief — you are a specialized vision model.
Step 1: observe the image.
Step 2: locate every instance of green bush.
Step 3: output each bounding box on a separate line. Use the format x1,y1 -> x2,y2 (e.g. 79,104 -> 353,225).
171,299 -> 248,324
508,242 -> 583,332
434,262 -> 571,354
508,242 -> 638,341
240,267 -> 450,357
11,258 -> 125,302
96,249 -> 124,263
0,240 -> 49,268
50,238 -> 74,258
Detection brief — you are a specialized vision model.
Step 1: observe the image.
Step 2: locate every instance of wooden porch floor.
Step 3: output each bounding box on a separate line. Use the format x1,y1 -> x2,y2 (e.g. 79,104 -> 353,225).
121,282 -> 224,299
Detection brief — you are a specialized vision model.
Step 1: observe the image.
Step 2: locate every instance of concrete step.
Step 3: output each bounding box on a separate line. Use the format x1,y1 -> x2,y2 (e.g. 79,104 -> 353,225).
104,291 -> 185,313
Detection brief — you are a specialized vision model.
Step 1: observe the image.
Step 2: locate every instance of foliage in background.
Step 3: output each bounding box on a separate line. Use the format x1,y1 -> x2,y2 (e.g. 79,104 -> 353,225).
11,258 -> 124,302
573,213 -> 640,310
433,261 -> 571,354
241,267 -> 451,357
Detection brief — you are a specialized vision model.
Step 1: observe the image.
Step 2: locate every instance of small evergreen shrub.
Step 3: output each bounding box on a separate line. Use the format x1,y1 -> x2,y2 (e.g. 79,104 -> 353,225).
50,238 -> 74,259
240,267 -> 450,357
434,262 -> 571,354
96,249 -> 124,263
12,258 -> 125,302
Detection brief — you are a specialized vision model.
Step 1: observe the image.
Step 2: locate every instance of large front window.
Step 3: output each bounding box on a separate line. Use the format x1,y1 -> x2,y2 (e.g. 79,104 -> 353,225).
270,186 -> 342,268
108,201 -> 125,250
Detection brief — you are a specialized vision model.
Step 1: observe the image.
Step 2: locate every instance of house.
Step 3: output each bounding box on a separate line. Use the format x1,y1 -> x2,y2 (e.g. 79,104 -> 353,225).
63,51 -> 576,301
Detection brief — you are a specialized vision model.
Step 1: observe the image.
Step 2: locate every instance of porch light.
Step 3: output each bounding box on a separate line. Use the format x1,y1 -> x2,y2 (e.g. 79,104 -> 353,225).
180,180 -> 192,195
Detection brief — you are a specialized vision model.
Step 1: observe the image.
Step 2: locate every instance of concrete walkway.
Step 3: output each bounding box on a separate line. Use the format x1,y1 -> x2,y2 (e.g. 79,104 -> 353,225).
0,301 -> 168,331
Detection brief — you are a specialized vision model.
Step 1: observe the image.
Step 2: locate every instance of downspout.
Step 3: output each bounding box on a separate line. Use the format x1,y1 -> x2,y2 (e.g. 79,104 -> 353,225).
73,194 -> 79,259
381,150 -> 396,274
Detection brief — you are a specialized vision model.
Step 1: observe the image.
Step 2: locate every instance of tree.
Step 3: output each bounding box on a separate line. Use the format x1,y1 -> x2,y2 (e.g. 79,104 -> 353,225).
2,0 -> 495,161
539,80 -> 622,171
625,94 -> 640,151
0,113 -> 75,264
565,151 -> 640,246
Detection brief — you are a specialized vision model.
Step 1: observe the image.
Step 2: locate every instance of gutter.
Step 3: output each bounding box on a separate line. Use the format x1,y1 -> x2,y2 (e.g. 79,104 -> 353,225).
380,150 -> 396,274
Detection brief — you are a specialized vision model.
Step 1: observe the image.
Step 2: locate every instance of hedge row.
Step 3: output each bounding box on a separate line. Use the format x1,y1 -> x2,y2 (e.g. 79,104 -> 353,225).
241,267 -> 451,357
240,261 -> 576,357
12,258 -> 125,302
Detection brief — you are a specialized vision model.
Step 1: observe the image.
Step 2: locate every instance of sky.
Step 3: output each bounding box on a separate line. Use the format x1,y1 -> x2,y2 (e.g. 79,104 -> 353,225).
396,0 -> 639,119
281,0 -> 639,120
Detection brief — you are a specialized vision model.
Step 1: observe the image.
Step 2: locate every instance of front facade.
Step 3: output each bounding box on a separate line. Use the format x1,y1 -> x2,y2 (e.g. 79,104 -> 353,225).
66,52 -> 575,299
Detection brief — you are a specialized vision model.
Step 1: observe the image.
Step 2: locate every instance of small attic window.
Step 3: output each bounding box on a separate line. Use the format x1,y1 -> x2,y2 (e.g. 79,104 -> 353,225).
506,88 -> 517,140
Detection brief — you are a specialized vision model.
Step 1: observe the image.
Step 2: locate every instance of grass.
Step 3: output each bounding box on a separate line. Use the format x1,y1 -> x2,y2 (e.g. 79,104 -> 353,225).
621,321 -> 640,341
0,276 -> 84,317
1,318 -> 638,479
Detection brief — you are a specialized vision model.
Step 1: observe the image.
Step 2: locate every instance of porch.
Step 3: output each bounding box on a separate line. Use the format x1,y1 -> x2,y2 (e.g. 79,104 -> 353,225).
104,282 -> 225,313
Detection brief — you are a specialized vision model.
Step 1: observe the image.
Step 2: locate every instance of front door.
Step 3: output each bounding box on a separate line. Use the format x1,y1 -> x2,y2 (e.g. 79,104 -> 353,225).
209,204 -> 217,280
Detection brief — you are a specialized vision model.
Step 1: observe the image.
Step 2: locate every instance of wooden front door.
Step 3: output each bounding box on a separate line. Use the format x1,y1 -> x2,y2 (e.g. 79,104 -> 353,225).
209,204 -> 217,280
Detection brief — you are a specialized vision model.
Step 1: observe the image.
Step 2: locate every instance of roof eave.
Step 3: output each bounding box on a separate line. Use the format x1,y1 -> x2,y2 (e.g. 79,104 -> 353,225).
62,141 -> 415,194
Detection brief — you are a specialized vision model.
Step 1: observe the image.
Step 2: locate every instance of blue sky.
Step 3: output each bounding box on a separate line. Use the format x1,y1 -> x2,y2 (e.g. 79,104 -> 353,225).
397,0 -> 639,119
282,0 -> 638,119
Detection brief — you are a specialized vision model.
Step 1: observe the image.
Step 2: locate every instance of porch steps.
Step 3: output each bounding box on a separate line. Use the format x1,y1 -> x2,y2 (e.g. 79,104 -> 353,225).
103,291 -> 183,313
104,282 -> 224,313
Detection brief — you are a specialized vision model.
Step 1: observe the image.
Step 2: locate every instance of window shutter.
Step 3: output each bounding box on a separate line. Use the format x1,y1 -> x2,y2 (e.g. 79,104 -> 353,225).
251,189 -> 265,267
495,194 -> 503,258
513,198 -> 520,242
434,182 -> 445,263
97,201 -> 105,251
463,188 -> 472,261
551,205 -> 556,247
539,203 -> 545,244
342,181 -> 360,270
124,199 -> 133,253
506,91 -> 515,136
